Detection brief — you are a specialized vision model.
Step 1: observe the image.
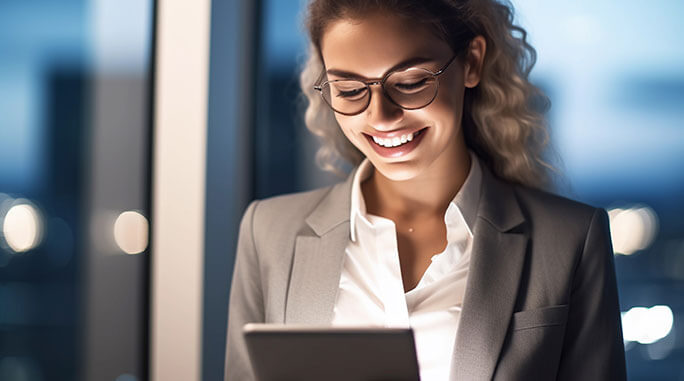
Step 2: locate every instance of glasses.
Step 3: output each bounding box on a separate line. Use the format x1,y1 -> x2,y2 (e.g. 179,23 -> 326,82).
314,55 -> 457,116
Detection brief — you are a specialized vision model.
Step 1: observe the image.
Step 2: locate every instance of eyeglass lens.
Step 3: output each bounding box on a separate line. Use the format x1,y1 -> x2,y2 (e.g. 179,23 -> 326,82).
320,68 -> 438,115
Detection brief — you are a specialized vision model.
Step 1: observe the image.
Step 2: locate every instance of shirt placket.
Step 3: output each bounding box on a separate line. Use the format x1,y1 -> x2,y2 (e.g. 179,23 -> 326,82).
371,216 -> 410,328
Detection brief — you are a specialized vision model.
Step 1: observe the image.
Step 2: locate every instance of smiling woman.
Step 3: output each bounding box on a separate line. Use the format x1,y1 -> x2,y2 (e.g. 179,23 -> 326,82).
225,1 -> 626,380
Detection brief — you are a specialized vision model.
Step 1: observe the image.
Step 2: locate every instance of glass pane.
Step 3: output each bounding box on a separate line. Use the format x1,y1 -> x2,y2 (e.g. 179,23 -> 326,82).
0,0 -> 154,380
513,1 -> 684,378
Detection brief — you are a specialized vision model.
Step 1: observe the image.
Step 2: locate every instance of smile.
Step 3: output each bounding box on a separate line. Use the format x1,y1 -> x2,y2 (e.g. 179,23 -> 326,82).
371,133 -> 413,148
364,128 -> 428,158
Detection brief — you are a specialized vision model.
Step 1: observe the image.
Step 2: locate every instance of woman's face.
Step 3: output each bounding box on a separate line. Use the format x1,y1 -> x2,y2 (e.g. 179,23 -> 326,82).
320,12 -> 481,181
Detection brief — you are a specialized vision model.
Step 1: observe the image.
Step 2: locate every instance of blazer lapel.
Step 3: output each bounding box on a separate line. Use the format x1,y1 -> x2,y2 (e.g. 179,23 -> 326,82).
450,168 -> 529,380
284,170 -> 356,324
283,162 -> 529,379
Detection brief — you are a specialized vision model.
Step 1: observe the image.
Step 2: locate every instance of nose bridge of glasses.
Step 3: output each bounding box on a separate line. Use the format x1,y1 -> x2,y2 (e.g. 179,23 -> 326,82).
366,80 -> 397,107
366,81 -> 403,123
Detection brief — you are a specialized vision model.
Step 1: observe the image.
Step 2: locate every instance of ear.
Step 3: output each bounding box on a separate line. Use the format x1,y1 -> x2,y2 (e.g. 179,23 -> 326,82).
464,35 -> 487,88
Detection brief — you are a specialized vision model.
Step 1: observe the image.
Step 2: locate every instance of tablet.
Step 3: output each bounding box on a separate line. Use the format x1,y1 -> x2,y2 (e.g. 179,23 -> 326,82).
243,324 -> 420,381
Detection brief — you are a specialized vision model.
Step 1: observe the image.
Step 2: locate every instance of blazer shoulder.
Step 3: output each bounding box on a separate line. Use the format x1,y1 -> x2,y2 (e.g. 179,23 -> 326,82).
254,185 -> 334,220
247,183 -> 340,241
510,185 -> 605,242
513,185 -> 599,220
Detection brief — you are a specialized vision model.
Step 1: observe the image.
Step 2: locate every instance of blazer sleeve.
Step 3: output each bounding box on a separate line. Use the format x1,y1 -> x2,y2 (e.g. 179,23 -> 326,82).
225,200 -> 263,381
556,208 -> 627,380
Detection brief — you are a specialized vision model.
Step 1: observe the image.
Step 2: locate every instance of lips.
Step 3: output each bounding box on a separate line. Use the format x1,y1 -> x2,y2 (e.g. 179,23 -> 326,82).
364,127 -> 428,158
371,131 -> 415,148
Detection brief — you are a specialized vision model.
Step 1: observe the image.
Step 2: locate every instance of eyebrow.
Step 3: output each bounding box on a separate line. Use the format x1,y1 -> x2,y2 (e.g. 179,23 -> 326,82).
325,56 -> 435,80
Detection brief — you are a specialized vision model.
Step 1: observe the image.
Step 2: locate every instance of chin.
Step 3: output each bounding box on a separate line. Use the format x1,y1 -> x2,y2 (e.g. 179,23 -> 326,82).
371,160 -> 424,182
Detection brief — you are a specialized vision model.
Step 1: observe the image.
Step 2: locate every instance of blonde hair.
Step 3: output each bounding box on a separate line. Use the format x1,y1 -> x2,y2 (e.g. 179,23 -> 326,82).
300,0 -> 553,189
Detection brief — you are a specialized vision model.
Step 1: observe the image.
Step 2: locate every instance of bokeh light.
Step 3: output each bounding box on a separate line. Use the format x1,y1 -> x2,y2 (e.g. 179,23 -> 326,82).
608,205 -> 659,255
621,305 -> 673,345
113,210 -> 149,255
1,200 -> 44,253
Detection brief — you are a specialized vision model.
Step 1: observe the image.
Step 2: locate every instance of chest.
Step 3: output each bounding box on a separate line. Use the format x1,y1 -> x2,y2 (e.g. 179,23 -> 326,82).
395,217 -> 448,292
334,217 -> 471,380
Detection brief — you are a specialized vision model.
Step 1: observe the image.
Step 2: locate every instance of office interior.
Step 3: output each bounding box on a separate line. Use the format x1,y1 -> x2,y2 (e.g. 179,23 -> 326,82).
0,0 -> 683,379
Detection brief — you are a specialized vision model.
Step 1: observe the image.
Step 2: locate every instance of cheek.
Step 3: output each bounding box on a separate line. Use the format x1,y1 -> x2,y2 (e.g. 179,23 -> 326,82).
335,115 -> 364,141
433,69 -> 467,109
437,81 -> 465,108
424,85 -> 465,123
335,115 -> 350,134
419,95 -> 463,125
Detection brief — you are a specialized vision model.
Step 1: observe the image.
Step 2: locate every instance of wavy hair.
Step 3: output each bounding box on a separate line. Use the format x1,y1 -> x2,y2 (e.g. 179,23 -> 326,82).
299,0 -> 554,189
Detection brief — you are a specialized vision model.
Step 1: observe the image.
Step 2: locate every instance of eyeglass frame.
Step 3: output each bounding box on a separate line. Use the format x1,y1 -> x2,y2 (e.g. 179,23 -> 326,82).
313,54 -> 458,116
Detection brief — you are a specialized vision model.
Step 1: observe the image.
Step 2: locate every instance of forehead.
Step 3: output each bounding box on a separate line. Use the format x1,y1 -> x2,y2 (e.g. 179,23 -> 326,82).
320,13 -> 451,78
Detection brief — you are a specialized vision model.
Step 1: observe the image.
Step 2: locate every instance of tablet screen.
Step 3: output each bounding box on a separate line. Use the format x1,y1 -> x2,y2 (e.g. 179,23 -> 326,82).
243,324 -> 420,381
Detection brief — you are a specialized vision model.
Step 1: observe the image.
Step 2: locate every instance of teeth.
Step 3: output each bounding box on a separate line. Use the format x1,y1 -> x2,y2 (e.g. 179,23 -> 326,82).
372,132 -> 414,148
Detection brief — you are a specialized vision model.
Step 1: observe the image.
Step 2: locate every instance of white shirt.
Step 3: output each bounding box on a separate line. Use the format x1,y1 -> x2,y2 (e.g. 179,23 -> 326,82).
332,154 -> 482,381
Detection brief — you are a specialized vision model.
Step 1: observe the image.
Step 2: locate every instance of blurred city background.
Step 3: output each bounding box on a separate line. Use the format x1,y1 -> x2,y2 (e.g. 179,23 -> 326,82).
0,0 -> 682,380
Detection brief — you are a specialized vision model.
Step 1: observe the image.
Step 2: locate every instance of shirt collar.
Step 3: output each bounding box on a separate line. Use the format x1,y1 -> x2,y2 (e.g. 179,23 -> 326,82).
349,152 -> 483,242
349,158 -> 373,242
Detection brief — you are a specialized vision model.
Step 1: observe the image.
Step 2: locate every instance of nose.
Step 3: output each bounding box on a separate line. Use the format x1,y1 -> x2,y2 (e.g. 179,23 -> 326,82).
365,84 -> 403,130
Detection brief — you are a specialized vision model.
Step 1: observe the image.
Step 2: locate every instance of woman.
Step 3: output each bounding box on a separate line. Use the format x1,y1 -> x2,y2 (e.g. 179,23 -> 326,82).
226,0 -> 626,380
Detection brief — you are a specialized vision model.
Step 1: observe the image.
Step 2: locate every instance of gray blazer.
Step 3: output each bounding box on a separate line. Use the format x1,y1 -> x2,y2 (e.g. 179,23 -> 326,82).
225,164 -> 626,380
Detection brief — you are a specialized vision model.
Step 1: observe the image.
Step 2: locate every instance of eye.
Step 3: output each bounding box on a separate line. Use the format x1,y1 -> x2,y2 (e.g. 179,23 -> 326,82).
332,84 -> 368,100
394,78 -> 429,92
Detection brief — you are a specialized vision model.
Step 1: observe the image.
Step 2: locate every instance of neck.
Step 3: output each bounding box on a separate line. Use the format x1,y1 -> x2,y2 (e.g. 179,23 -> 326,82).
362,143 -> 471,221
